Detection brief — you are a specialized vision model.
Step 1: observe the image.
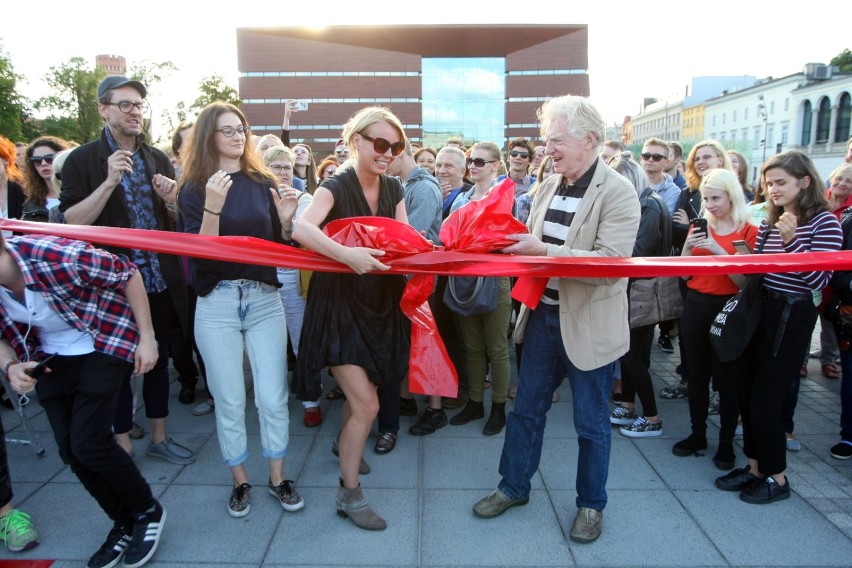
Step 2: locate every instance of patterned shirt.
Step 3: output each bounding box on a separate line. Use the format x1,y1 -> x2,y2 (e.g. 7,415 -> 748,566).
104,128 -> 167,294
0,235 -> 140,363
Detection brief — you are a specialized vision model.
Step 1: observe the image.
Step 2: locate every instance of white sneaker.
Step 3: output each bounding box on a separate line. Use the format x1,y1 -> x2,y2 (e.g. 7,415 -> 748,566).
619,416 -> 663,438
609,405 -> 637,426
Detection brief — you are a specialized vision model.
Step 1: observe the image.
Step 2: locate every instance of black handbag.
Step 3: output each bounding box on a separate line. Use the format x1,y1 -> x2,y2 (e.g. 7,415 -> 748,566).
443,276 -> 499,316
709,230 -> 770,362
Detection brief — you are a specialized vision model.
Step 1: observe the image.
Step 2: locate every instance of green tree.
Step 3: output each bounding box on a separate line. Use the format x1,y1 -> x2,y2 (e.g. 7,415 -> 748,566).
36,57 -> 105,143
189,74 -> 241,114
831,49 -> 852,72
0,44 -> 25,142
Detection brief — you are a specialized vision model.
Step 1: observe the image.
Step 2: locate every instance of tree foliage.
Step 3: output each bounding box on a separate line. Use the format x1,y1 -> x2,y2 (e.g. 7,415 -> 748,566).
189,74 -> 241,113
831,49 -> 852,72
0,44 -> 25,142
36,57 -> 105,143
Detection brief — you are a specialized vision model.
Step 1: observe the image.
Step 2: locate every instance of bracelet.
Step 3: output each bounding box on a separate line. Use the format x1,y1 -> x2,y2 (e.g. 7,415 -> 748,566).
2,359 -> 19,379
283,225 -> 294,234
203,207 -> 222,216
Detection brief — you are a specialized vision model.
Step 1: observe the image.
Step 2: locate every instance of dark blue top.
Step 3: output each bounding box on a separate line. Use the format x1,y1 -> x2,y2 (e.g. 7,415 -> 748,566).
178,171 -> 283,296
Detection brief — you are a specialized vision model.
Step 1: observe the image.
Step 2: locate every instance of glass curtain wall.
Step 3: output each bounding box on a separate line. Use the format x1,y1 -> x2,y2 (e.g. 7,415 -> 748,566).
421,58 -> 505,149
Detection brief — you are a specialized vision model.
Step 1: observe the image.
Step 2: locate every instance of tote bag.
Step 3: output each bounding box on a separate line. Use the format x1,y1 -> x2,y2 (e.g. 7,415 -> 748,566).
443,276 -> 499,317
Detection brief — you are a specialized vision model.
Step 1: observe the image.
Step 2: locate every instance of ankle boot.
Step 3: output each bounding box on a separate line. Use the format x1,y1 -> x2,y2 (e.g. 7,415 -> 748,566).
483,402 -> 507,435
336,479 -> 387,531
450,399 -> 485,425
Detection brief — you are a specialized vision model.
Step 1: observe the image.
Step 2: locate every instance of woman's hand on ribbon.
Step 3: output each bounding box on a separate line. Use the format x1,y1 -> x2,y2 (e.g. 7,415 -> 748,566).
341,247 -> 389,275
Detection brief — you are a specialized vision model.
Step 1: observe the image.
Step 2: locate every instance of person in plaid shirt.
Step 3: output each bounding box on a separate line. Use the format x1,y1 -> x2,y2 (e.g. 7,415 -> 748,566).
0,233 -> 167,568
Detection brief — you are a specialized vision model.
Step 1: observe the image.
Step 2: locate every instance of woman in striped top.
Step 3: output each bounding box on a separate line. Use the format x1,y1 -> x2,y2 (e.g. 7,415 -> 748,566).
715,151 -> 842,504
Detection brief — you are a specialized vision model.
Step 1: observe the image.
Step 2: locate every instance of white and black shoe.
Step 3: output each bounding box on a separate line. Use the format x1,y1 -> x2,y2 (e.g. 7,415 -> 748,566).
87,522 -> 131,568
122,501 -> 166,568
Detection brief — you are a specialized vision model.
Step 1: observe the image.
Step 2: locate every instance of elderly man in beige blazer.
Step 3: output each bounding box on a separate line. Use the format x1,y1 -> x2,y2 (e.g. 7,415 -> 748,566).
473,95 -> 640,544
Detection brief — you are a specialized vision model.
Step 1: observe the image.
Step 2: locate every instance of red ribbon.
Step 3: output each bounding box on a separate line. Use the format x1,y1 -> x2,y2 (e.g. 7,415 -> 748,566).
4,212 -> 852,395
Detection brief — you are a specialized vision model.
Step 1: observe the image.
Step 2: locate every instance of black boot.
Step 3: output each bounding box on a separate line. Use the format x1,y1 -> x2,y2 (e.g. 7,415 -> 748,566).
450,399 -> 485,425
483,402 -> 507,435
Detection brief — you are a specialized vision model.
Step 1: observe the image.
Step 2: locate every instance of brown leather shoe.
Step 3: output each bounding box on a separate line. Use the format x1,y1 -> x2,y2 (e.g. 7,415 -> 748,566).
570,507 -> 602,543
374,432 -> 397,454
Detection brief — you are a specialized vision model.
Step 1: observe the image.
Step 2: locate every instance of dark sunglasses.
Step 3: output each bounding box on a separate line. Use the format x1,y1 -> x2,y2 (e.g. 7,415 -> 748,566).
466,157 -> 497,168
640,153 -> 667,162
510,151 -> 530,158
30,154 -> 56,165
359,133 -> 405,156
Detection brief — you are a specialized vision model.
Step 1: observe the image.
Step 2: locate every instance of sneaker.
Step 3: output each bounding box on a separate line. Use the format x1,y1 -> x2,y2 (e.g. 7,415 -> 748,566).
192,401 -> 214,416
409,407 -> 448,436
707,390 -> 720,415
146,438 -> 196,465
715,465 -> 761,492
619,417 -> 663,438
660,380 -> 688,399
831,441 -> 852,459
87,522 -> 130,568
123,501 -> 166,568
609,405 -> 637,426
658,335 -> 674,353
672,434 -> 707,457
713,443 -> 736,470
0,508 -> 39,552
786,436 -> 802,452
228,483 -> 252,518
267,479 -> 305,512
739,476 -> 791,504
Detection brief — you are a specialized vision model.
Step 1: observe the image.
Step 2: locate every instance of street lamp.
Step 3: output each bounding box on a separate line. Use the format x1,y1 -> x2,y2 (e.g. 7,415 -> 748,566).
757,94 -> 768,165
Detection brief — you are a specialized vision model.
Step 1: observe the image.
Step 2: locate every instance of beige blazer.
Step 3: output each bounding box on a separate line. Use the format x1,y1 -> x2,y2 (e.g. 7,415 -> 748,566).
514,157 -> 641,371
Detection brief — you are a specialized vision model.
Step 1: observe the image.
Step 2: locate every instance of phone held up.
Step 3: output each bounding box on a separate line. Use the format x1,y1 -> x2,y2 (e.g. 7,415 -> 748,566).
690,217 -> 708,237
732,240 -> 752,254
26,354 -> 57,379
291,101 -> 308,112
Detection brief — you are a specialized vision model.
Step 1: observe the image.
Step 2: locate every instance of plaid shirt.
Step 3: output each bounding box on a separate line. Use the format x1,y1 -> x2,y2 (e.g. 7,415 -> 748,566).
0,235 -> 139,363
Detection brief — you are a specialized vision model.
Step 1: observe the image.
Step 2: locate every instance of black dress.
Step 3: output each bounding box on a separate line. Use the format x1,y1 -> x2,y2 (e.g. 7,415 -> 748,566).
293,167 -> 410,401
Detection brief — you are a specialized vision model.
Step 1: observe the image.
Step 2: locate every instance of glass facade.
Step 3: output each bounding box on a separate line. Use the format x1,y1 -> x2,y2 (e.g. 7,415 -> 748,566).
421,58 -> 505,149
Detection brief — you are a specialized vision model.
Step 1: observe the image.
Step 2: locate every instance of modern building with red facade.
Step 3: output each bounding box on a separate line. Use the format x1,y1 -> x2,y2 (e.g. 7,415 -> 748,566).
236,25 -> 589,154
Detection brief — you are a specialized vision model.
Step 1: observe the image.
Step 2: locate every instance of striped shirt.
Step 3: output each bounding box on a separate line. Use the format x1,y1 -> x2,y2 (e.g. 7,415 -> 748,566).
758,210 -> 842,294
541,163 -> 596,303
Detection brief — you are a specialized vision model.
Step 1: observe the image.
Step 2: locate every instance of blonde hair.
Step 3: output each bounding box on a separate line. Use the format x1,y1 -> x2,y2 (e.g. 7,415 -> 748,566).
699,168 -> 750,230
341,106 -> 406,157
685,140 -> 732,189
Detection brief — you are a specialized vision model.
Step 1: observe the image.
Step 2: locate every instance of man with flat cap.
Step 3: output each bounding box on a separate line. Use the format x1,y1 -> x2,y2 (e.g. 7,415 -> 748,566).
60,76 -> 195,467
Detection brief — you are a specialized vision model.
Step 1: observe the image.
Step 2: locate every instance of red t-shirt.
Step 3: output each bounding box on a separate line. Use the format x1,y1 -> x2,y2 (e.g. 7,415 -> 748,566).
687,223 -> 759,296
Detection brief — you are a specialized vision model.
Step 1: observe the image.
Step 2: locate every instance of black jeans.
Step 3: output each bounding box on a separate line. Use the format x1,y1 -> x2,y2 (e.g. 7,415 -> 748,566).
734,292 -> 817,476
619,324 -> 657,416
680,290 -> 739,443
114,290 -> 175,433
0,415 -> 12,508
37,352 -> 155,525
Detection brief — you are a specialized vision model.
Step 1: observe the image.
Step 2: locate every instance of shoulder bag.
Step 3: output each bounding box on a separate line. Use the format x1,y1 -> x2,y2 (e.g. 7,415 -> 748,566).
709,229 -> 770,362
443,276 -> 499,317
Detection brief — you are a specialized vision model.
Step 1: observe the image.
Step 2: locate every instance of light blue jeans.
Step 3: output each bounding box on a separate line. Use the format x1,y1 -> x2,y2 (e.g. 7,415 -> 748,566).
195,279 -> 290,466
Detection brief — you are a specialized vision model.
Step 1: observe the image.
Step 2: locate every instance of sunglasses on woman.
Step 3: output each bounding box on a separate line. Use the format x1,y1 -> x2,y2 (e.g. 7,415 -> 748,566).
359,133 -> 405,156
30,154 -> 56,165
466,157 -> 497,168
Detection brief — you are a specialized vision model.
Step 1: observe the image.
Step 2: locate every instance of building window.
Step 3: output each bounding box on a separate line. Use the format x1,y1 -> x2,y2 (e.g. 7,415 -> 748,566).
722,112 -> 726,125
733,110 -> 737,122
801,100 -> 813,145
754,126 -> 762,149
770,101 -> 775,114
744,107 -> 748,120
781,123 -> 788,147
506,69 -> 586,76
835,92 -> 851,143
422,57 -> 505,148
784,98 -> 789,112
817,97 -> 831,143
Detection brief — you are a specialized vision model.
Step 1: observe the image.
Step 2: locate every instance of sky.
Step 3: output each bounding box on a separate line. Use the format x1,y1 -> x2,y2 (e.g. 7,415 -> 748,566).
2,2 -> 847,140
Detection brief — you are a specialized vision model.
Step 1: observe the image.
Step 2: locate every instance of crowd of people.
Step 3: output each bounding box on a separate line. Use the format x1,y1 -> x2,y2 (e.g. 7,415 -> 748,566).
0,74 -> 850,565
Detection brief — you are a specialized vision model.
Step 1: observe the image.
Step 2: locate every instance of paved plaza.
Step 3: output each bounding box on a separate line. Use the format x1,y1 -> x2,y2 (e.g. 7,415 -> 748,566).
3,327 -> 852,567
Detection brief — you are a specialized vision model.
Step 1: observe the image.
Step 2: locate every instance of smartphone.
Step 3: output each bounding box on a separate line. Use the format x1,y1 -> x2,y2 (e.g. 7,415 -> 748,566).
26,354 -> 56,379
292,101 -> 308,112
732,240 -> 752,254
690,217 -> 708,237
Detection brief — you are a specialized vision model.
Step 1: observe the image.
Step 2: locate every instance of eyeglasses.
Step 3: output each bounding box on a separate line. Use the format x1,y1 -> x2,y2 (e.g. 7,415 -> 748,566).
269,164 -> 293,172
466,157 -> 498,168
29,154 -> 55,165
359,133 -> 405,156
105,101 -> 149,114
640,153 -> 667,162
510,151 -> 530,158
216,125 -> 250,137
335,149 -> 349,155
